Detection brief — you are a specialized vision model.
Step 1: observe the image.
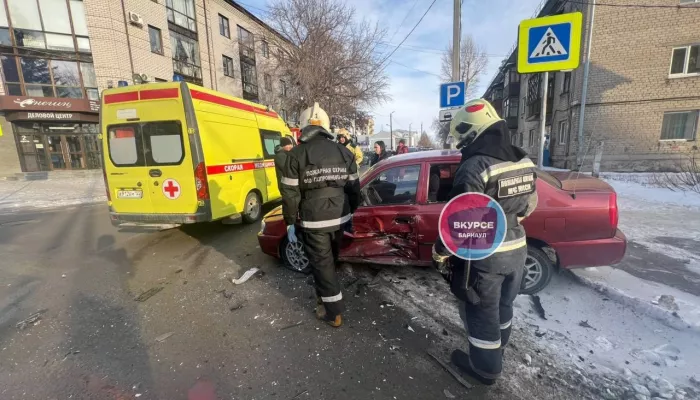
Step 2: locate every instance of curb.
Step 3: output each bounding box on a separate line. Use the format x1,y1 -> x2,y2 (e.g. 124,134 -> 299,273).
568,269 -> 698,334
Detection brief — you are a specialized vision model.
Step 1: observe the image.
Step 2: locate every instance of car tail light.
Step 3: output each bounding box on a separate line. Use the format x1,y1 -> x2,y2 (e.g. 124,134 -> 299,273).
194,162 -> 209,200
102,166 -> 111,201
609,192 -> 618,231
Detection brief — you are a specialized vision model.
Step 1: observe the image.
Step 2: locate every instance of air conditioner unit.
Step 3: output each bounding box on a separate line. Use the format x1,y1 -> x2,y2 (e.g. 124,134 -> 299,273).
128,12 -> 144,27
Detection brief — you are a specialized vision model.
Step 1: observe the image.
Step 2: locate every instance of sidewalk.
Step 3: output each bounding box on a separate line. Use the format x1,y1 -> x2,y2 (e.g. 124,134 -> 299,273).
0,172 -> 106,211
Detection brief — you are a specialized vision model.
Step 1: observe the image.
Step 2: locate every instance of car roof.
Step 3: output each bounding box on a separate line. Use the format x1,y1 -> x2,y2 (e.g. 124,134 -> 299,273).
381,149 -> 462,165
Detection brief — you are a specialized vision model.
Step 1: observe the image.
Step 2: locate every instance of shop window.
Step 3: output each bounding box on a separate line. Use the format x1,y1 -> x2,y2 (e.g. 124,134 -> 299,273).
21,57 -> 51,84
26,84 -> 54,97
166,0 -> 197,32
39,0 -> 72,34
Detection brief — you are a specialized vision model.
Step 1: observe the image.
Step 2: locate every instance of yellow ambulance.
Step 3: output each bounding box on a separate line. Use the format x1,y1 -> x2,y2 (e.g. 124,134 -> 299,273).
100,82 -> 294,225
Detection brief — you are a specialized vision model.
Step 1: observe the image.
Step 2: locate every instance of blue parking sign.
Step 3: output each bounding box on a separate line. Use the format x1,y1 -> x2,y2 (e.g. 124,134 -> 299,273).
440,81 -> 465,109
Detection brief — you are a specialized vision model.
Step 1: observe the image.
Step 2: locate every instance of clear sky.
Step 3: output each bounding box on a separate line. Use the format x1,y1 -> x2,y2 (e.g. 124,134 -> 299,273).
238,0 -> 544,136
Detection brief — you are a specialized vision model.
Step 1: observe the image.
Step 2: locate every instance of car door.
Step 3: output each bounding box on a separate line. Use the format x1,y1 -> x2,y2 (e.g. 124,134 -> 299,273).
415,162 -> 461,262
340,164 -> 424,266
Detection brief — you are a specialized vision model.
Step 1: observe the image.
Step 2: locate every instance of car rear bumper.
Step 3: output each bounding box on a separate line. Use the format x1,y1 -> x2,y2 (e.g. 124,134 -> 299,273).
110,211 -> 209,226
257,232 -> 282,258
553,229 -> 627,268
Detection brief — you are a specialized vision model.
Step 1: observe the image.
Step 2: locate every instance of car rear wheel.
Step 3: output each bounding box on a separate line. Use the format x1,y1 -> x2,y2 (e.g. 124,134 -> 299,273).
280,236 -> 311,274
520,246 -> 554,295
242,191 -> 262,223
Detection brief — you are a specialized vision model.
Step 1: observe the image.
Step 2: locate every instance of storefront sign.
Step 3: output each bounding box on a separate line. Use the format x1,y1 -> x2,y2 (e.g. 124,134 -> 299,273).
438,193 -> 507,260
27,112 -> 74,120
0,95 -> 100,113
5,111 -> 98,123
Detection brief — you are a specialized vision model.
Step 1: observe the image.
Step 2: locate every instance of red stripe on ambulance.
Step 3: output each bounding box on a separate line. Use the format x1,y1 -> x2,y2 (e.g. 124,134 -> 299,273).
190,89 -> 279,119
206,161 -> 275,175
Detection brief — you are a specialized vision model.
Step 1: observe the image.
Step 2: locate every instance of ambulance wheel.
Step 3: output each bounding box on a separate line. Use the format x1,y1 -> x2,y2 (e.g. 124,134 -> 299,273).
280,236 -> 311,274
242,191 -> 262,223
519,246 -> 554,295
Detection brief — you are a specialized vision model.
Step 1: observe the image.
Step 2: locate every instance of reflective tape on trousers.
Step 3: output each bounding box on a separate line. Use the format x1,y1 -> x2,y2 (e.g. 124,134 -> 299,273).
468,336 -> 502,350
493,236 -> 527,253
300,214 -> 352,229
321,293 -> 343,303
500,320 -> 512,330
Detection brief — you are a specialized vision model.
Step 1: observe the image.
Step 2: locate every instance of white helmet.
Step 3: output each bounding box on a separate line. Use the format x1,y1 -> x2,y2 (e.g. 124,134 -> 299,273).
299,102 -> 330,131
449,99 -> 503,148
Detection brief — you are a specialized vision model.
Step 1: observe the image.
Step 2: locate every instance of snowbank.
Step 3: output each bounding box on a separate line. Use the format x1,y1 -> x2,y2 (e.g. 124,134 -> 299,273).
0,175 -> 106,211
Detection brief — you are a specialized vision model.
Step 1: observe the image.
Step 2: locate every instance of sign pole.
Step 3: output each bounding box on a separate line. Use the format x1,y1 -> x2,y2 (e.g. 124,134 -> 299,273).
577,0 -> 596,168
452,0 -> 461,82
538,71 -> 549,169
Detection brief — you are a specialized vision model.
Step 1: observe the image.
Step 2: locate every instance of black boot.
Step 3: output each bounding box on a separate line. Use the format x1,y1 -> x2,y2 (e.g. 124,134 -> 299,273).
450,349 -> 496,386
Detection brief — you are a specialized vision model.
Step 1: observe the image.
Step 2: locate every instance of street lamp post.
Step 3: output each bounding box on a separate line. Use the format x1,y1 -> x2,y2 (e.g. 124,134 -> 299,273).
390,111 -> 395,151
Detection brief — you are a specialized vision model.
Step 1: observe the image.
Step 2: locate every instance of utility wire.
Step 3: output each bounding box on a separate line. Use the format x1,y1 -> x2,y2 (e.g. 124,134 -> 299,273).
377,0 -> 439,66
387,0 -> 422,44
565,0 -> 700,8
389,60 -> 442,77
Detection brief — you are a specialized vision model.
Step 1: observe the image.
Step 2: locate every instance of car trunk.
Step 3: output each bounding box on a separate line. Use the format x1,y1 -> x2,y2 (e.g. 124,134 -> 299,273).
550,171 -> 615,192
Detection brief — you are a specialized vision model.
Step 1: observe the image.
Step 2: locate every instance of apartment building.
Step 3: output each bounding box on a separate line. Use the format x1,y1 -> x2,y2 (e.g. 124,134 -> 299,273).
0,0 -> 292,175
484,0 -> 700,172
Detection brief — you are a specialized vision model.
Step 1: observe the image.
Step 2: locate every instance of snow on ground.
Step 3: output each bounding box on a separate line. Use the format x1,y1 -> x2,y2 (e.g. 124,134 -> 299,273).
0,174 -> 106,211
370,265 -> 699,399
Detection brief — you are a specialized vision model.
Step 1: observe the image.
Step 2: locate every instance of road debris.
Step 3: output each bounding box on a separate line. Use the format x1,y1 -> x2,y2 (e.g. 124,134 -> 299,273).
651,294 -> 680,312
280,321 -> 304,331
523,354 -> 532,365
406,325 -> 415,333
134,287 -> 163,302
530,295 -> 547,320
291,389 -> 308,399
379,301 -> 394,308
389,345 -> 401,351
216,289 -> 233,299
232,267 -> 261,284
61,350 -> 80,361
443,389 -> 456,399
16,309 -> 47,330
426,350 -> 473,390
155,332 -> 174,343
344,277 -> 360,289
61,273 -> 66,278
229,301 -> 245,312
579,320 -> 595,329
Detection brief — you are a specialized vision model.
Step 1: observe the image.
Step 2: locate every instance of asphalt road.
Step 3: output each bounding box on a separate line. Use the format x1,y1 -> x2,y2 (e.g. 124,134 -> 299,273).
1,204 -> 518,400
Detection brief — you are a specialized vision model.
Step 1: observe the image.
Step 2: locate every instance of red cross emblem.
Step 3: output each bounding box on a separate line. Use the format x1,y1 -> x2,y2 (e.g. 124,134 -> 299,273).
162,179 -> 181,199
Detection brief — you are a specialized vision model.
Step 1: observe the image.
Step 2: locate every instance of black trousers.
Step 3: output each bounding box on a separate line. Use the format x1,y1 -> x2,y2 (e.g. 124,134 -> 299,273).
458,247 -> 526,380
301,229 -> 345,317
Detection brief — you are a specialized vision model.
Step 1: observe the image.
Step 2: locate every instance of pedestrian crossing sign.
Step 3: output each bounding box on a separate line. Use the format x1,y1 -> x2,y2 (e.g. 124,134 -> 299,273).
518,12 -> 582,74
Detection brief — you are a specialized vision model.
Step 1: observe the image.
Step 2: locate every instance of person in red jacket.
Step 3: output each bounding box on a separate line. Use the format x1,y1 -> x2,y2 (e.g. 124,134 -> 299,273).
396,139 -> 409,154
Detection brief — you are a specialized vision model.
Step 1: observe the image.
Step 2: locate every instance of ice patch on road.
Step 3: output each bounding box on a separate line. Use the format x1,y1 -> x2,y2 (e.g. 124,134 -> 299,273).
0,174 -> 106,211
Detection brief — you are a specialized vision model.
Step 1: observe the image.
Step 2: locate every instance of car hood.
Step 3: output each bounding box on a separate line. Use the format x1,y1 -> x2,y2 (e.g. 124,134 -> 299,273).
550,172 -> 615,192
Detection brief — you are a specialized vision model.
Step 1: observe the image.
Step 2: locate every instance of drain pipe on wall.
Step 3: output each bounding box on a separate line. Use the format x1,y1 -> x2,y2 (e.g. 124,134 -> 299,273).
119,0 -> 135,77
576,0 -> 596,168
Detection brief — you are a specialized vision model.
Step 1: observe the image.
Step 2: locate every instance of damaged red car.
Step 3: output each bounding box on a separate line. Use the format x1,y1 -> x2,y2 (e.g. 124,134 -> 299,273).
257,151 -> 627,294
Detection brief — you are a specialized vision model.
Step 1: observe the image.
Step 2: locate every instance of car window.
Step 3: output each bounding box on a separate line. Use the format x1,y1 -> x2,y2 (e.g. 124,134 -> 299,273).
260,129 -> 281,158
427,163 -> 459,203
537,170 -> 562,189
143,121 -> 184,165
108,125 -> 144,167
362,165 -> 421,206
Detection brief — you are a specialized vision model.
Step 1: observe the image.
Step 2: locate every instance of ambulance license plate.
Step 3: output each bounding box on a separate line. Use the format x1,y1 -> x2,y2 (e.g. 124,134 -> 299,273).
117,190 -> 143,199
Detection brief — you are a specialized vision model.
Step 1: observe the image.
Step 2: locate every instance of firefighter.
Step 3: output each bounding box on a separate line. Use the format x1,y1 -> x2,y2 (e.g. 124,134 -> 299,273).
434,99 -> 538,385
336,128 -> 364,166
274,136 -> 294,187
279,115 -> 360,328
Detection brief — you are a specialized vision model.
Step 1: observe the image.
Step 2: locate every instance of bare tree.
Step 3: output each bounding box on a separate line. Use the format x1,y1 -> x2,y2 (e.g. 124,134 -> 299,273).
440,34 -> 488,98
417,132 -> 434,149
262,0 -> 390,125
431,117 -> 452,149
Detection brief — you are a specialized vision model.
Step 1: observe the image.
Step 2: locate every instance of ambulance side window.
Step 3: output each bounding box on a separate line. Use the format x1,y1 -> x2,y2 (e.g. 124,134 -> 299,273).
108,125 -> 145,167
260,130 -> 281,159
143,121 -> 185,166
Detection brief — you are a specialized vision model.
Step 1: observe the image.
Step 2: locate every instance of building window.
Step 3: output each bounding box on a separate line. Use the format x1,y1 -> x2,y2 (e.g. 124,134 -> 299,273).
660,110 -> 698,141
3,0 -> 90,53
223,55 -> 234,77
264,73 -> 271,91
238,26 -> 255,60
562,72 -> 571,93
508,70 -> 520,84
680,0 -> 700,4
670,45 -> 700,77
529,129 -> 537,147
166,0 -> 197,32
149,26 -> 163,55
1,55 -> 96,98
527,74 -> 541,117
558,120 -> 568,145
240,60 -> 258,101
504,97 -> 518,118
493,87 -> 503,100
219,14 -> 230,38
171,31 -> 202,83
280,80 -> 287,97
261,41 -> 269,58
